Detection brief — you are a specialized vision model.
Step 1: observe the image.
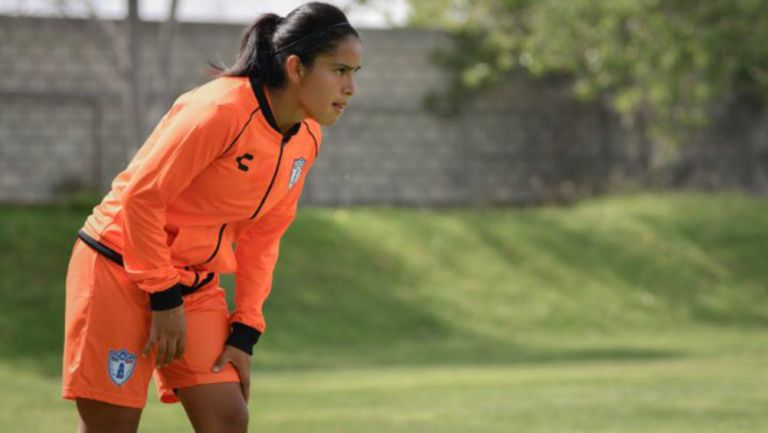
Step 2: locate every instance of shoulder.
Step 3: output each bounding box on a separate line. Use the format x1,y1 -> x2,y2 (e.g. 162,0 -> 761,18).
176,77 -> 255,115
171,77 -> 258,131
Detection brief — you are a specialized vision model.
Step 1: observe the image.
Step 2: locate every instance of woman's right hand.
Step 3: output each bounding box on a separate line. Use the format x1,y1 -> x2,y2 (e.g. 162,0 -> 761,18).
142,304 -> 187,368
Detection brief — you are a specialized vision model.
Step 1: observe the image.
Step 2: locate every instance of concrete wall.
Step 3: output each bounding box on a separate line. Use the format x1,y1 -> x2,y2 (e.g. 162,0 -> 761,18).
1,16 -> 766,205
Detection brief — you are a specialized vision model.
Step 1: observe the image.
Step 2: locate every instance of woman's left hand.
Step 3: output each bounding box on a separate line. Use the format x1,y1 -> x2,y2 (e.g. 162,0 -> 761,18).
212,345 -> 252,402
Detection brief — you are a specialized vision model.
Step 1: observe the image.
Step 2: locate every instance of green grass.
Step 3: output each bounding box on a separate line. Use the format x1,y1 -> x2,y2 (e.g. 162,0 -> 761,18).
2,192 -> 768,431
4,330 -> 768,432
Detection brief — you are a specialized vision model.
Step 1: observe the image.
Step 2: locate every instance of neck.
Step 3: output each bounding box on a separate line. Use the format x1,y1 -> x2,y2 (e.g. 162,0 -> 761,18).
268,86 -> 305,134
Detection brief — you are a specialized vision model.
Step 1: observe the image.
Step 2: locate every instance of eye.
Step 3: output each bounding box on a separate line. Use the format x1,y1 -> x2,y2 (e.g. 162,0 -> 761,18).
335,68 -> 347,76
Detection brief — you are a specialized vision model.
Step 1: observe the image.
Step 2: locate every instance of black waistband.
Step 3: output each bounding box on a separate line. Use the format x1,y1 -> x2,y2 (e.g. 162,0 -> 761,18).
78,230 -> 124,267
77,230 -> 212,296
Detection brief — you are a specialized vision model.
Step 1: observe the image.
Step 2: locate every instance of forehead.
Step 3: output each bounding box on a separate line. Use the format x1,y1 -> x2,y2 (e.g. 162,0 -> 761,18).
317,36 -> 363,66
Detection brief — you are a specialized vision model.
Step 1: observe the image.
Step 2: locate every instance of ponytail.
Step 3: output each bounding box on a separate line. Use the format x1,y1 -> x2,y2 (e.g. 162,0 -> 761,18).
220,13 -> 281,82
219,3 -> 359,89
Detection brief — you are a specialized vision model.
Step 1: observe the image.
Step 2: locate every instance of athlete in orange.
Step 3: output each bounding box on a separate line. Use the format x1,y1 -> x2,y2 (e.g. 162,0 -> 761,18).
61,3 -> 362,432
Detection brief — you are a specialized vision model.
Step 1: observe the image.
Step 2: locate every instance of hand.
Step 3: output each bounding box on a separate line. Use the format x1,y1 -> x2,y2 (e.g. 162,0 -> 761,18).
142,305 -> 186,368
212,345 -> 252,402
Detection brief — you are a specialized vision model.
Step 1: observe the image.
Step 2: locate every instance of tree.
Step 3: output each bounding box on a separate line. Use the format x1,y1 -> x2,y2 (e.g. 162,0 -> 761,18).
409,0 -> 768,145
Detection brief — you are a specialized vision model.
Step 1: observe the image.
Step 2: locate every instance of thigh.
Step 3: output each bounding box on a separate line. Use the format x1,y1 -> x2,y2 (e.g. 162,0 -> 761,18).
177,383 -> 248,433
62,240 -> 154,409
76,397 -> 143,433
154,286 -> 240,403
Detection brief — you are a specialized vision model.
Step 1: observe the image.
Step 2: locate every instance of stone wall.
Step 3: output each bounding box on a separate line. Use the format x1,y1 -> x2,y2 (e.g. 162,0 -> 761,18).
1,16 -> 766,205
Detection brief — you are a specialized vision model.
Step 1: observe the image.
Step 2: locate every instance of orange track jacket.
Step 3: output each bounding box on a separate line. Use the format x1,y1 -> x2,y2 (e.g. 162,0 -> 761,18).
79,75 -> 321,352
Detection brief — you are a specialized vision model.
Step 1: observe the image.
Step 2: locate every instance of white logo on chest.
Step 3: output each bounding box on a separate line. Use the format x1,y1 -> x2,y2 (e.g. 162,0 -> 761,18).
289,157 -> 306,189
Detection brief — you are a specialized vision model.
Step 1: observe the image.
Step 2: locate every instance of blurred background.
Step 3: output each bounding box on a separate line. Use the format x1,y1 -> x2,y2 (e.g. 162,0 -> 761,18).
1,1 -> 767,432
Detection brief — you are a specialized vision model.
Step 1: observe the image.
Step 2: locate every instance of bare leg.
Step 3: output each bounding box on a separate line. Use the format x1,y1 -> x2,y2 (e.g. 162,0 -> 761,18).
75,398 -> 142,433
176,382 -> 249,433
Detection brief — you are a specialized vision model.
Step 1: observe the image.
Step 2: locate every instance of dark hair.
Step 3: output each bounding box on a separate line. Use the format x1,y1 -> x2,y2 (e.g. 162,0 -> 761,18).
221,2 -> 359,89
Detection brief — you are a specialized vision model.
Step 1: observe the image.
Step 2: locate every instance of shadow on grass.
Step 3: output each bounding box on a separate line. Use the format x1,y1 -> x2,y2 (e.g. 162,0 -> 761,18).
259,336 -> 684,372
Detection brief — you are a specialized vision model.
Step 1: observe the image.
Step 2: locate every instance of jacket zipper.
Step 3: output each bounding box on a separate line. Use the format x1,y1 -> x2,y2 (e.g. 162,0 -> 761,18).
249,137 -> 287,220
202,136 -> 288,264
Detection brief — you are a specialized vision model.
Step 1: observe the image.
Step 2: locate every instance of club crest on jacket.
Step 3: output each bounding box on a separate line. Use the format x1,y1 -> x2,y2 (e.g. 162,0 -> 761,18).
289,157 -> 306,189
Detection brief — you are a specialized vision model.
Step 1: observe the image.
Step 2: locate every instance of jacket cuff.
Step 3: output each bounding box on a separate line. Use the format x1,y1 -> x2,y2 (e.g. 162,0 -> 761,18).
225,322 -> 262,355
148,283 -> 184,311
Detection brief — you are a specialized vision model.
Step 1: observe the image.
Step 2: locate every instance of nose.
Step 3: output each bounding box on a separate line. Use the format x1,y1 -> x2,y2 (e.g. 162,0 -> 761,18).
344,74 -> 357,97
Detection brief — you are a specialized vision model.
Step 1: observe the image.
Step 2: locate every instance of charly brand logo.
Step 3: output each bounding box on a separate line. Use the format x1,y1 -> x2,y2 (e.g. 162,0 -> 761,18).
289,157 -> 306,189
108,349 -> 137,386
236,153 -> 254,172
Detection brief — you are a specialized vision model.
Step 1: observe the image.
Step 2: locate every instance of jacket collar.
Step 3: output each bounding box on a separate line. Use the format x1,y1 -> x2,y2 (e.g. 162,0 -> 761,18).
249,75 -> 301,141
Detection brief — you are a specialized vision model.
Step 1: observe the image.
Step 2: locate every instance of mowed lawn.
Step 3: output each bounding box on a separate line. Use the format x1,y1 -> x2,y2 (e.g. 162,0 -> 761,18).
1,193 -> 767,432
5,331 -> 768,433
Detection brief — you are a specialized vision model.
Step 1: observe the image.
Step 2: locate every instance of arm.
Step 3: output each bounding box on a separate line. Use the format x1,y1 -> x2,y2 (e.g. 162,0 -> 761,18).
226,175 -> 309,355
121,102 -> 237,309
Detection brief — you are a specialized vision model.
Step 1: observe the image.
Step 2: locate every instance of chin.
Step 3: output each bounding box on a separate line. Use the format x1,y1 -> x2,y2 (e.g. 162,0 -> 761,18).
312,113 -> 340,127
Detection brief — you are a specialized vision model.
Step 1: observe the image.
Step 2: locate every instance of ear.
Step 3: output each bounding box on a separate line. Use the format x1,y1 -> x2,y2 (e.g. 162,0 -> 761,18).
284,54 -> 305,84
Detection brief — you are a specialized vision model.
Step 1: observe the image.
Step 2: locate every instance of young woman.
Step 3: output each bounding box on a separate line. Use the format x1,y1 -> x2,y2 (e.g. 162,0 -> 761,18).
61,3 -> 362,432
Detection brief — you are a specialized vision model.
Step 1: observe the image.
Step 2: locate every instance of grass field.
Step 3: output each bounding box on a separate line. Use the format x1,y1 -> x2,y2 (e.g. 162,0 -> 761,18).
1,193 -> 767,432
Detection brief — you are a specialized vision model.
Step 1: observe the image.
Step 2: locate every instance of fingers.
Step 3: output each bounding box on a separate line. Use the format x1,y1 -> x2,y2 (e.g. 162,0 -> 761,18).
156,337 -> 168,367
210,351 -> 249,401
141,308 -> 189,370
233,358 -> 251,402
212,353 -> 229,373
142,333 -> 155,358
240,366 -> 251,402
155,334 -> 186,368
227,354 -> 251,402
175,333 -> 186,361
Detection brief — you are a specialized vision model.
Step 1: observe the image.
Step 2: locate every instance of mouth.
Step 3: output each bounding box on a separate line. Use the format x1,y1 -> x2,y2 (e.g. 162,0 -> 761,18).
332,102 -> 346,114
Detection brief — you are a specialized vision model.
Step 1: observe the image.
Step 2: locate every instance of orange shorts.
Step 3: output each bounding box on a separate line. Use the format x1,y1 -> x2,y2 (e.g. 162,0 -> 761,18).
61,239 -> 240,409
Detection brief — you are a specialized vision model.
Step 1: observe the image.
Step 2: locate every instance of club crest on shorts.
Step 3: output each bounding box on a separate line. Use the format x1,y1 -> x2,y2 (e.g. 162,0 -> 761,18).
108,349 -> 137,386
289,157 -> 306,189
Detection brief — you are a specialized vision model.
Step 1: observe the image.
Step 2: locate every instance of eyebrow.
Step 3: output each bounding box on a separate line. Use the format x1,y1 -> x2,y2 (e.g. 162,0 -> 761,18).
332,63 -> 363,72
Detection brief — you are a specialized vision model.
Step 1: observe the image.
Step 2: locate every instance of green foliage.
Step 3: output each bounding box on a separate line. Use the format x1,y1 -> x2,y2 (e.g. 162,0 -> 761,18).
411,0 -> 768,141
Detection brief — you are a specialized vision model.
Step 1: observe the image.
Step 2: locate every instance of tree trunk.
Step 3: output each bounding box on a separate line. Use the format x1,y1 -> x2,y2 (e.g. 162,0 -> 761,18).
159,0 -> 180,109
126,0 -> 145,159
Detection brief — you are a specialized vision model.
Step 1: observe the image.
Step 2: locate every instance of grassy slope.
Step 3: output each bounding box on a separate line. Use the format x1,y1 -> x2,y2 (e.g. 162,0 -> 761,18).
1,193 -> 767,373
263,192 -> 768,366
2,193 -> 768,431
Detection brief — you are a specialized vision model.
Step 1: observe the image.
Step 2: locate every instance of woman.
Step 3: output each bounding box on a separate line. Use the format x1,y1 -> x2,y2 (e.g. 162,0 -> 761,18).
61,3 -> 362,432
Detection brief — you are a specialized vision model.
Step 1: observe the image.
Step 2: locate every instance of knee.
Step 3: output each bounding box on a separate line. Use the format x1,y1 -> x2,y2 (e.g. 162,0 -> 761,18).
178,383 -> 250,433
215,403 -> 249,433
232,404 -> 250,432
